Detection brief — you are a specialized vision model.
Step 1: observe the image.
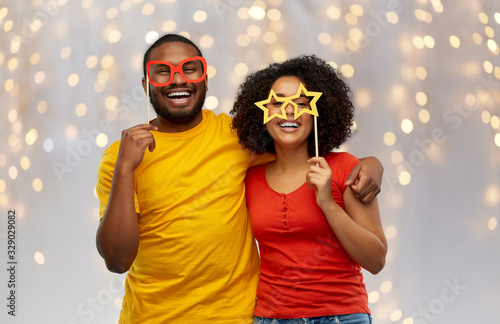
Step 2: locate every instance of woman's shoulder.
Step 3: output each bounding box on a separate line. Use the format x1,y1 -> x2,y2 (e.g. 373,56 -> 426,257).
324,151 -> 360,167
324,152 -> 360,190
247,163 -> 268,177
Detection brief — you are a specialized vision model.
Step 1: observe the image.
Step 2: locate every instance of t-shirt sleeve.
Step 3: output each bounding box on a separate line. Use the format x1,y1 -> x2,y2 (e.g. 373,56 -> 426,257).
330,152 -> 360,194
249,153 -> 276,168
96,144 -> 140,221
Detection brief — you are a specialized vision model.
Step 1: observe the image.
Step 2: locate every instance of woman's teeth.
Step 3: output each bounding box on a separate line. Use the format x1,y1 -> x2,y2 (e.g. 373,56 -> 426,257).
279,122 -> 299,128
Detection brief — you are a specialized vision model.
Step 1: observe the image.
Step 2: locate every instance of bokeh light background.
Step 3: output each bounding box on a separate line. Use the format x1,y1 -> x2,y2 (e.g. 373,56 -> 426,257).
1,0 -> 499,323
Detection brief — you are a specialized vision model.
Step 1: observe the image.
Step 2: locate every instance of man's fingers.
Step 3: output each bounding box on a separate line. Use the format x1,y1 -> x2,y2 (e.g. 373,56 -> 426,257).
345,163 -> 361,186
351,180 -> 368,198
122,124 -> 157,136
147,135 -> 156,152
137,134 -> 156,152
123,128 -> 157,140
127,132 -> 154,145
360,188 -> 380,204
121,124 -> 158,144
352,180 -> 380,203
121,126 -> 157,154
350,175 -> 370,195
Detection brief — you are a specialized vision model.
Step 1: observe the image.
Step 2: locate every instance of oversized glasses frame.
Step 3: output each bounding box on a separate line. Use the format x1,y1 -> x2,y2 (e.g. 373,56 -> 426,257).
146,56 -> 207,87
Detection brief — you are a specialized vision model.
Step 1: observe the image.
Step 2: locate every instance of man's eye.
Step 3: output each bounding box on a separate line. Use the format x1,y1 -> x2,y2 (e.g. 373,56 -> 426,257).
156,67 -> 170,73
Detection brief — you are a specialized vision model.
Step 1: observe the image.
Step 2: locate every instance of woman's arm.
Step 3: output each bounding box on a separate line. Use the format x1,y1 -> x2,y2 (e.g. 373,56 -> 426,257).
307,156 -> 387,274
323,189 -> 387,274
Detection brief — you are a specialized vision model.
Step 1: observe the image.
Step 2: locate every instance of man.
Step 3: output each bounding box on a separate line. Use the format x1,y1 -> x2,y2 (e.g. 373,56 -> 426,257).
96,34 -> 383,323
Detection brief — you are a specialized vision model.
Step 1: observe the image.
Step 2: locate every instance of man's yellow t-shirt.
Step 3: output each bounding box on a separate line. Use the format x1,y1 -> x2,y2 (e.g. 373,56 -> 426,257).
96,110 -> 271,323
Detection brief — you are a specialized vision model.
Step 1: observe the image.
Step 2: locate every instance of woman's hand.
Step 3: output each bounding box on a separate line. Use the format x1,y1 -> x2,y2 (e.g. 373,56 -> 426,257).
306,156 -> 335,210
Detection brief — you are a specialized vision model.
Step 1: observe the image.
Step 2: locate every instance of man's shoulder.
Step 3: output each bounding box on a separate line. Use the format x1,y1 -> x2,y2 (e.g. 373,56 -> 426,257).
203,109 -> 233,123
101,140 -> 121,160
203,110 -> 236,133
325,151 -> 359,164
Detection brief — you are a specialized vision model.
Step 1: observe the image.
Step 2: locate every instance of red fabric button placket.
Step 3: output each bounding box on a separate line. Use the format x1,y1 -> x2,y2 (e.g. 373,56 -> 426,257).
281,194 -> 289,228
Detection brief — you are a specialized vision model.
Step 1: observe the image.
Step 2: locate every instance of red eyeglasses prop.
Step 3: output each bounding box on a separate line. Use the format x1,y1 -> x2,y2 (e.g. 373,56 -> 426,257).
146,56 -> 207,87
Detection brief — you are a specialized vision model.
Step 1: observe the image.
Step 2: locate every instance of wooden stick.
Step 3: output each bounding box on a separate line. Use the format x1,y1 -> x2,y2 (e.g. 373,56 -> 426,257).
314,115 -> 319,157
314,115 -> 319,167
146,75 -> 150,124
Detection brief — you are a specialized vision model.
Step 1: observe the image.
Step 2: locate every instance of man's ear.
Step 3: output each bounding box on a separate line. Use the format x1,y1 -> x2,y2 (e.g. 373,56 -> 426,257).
204,77 -> 208,91
142,77 -> 147,93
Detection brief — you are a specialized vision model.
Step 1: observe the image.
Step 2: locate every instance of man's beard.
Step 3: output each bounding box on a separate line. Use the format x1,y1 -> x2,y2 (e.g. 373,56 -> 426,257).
150,87 -> 206,125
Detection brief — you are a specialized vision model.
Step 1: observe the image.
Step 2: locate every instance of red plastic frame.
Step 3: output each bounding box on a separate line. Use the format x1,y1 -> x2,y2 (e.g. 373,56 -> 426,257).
147,56 -> 207,86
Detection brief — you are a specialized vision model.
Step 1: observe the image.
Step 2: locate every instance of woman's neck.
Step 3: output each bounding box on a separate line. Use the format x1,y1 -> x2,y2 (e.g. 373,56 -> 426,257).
271,145 -> 311,174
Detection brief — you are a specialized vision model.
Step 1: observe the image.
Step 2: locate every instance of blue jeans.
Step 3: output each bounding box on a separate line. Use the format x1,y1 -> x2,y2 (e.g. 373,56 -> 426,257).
253,313 -> 372,324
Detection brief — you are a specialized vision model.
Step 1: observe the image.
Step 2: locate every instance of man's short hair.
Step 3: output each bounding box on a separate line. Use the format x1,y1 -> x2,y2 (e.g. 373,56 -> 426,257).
143,34 -> 203,78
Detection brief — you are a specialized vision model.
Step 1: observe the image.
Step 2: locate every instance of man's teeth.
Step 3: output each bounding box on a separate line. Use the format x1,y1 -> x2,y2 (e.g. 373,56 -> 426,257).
279,122 -> 299,128
167,91 -> 190,98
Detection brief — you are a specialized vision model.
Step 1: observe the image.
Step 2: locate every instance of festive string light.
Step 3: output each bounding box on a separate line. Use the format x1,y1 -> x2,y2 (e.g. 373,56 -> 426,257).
0,2 -> 498,323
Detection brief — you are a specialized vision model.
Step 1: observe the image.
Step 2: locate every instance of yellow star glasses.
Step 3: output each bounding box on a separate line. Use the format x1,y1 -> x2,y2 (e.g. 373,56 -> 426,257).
254,83 -> 322,124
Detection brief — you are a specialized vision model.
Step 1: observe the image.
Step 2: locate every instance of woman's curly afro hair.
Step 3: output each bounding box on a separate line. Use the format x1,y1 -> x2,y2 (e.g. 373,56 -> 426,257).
230,55 -> 354,157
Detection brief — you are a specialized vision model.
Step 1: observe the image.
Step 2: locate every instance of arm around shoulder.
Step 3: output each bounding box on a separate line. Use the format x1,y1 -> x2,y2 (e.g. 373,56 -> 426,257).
345,156 -> 383,204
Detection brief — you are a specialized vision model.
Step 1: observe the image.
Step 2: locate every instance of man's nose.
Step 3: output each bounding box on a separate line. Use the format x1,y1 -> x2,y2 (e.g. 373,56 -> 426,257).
170,71 -> 186,85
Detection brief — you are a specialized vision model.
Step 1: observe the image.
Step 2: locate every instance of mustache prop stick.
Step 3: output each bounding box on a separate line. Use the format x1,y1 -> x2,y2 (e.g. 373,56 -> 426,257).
254,83 -> 322,157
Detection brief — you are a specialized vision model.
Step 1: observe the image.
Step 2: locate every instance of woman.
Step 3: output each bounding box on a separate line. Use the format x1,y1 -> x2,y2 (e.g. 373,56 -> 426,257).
231,55 -> 387,324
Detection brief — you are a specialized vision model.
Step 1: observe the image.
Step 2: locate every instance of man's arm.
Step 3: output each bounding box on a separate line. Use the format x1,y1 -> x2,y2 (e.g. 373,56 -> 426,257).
344,156 -> 383,204
96,124 -> 157,273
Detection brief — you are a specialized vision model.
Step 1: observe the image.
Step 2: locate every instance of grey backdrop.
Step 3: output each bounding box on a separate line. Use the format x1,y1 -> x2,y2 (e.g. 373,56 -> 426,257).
1,0 -> 499,323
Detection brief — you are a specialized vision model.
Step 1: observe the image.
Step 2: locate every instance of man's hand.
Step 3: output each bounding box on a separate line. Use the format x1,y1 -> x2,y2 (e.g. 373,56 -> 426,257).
116,124 -> 158,172
345,156 -> 383,204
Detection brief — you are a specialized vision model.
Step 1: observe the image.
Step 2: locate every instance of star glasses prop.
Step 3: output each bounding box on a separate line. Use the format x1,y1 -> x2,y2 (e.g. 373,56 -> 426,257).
254,83 -> 322,157
145,56 -> 207,123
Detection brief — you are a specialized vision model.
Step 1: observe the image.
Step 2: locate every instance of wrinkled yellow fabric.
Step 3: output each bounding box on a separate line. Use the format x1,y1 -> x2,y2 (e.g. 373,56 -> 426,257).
96,110 -> 272,323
